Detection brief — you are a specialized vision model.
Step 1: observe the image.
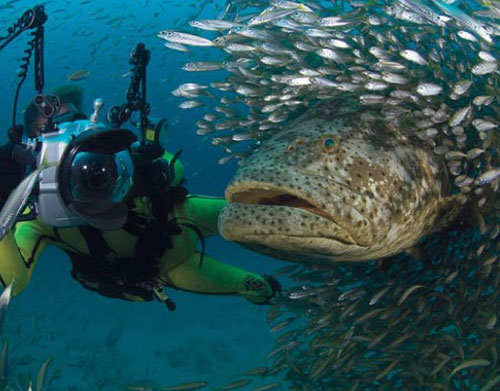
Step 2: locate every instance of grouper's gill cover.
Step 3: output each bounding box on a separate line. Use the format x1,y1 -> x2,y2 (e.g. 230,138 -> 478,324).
219,102 -> 465,263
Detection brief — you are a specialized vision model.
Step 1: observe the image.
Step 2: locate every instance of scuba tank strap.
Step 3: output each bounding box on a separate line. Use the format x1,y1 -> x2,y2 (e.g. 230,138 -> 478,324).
166,217 -> 205,268
77,225 -> 117,262
177,221 -> 206,268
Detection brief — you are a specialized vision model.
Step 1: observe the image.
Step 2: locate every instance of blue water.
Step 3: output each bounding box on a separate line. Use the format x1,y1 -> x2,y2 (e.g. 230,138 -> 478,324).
0,1 -> 289,389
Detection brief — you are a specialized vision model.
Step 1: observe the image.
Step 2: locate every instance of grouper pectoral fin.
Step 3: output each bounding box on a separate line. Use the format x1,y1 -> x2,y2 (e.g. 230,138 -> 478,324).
390,193 -> 469,268
437,191 -> 494,236
404,246 -> 423,261
429,193 -> 469,236
378,245 -> 424,271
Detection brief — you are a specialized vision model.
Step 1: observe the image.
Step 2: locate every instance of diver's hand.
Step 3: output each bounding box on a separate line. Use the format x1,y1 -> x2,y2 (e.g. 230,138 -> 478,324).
0,143 -> 26,209
131,141 -> 164,161
264,275 -> 282,304
250,275 -> 282,306
130,142 -> 170,196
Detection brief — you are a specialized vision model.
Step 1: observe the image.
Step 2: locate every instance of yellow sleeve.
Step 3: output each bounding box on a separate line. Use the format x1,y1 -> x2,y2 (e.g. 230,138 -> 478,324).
0,219 -> 54,296
164,252 -> 274,304
162,151 -> 184,187
181,195 -> 227,237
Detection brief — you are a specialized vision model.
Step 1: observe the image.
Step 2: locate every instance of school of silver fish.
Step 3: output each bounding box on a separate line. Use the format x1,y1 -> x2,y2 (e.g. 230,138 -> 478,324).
159,0 -> 500,389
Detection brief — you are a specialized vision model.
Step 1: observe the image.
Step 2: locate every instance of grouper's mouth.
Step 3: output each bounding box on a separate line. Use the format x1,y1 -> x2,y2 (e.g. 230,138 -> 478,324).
219,177 -> 387,262
223,181 -> 371,246
229,188 -> 332,221
221,183 -> 378,262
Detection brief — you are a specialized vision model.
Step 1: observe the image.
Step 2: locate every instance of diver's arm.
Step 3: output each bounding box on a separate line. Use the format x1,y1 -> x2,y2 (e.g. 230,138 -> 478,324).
182,196 -> 227,237
156,151 -> 226,236
164,252 -> 278,304
0,220 -> 52,295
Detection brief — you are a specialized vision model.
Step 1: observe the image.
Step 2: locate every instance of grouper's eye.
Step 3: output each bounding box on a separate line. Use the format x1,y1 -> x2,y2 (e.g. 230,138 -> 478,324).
320,135 -> 339,153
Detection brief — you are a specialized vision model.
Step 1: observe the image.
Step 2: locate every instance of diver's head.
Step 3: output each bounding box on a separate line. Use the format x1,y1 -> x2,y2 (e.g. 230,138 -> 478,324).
24,85 -> 85,137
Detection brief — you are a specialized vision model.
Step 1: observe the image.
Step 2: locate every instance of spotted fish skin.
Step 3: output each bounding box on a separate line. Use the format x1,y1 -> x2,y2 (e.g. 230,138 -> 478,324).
219,101 -> 465,263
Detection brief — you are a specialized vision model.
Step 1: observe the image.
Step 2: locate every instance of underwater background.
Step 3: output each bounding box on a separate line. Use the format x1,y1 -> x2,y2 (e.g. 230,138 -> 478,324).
1,0 -> 500,390
0,0 -> 290,390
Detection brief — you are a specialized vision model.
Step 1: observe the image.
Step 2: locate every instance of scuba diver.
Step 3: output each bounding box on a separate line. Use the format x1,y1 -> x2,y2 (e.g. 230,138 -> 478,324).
0,83 -> 281,308
0,6 -> 280,309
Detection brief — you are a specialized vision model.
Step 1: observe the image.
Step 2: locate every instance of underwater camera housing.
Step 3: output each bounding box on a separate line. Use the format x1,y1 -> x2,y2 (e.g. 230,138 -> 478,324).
34,119 -> 136,230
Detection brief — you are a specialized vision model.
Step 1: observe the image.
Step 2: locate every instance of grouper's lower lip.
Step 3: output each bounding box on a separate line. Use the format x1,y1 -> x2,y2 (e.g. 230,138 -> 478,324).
241,235 -> 372,263
219,203 -> 377,262
219,202 -> 358,246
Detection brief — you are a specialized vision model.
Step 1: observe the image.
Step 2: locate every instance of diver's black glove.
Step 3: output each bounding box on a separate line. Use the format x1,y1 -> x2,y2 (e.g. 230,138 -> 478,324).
130,143 -> 169,196
130,143 -> 181,203
255,275 -> 282,306
132,141 -> 165,161
0,142 -> 26,209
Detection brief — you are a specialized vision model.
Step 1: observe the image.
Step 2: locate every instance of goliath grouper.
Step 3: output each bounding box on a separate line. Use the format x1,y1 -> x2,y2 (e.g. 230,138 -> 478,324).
219,102 -> 468,264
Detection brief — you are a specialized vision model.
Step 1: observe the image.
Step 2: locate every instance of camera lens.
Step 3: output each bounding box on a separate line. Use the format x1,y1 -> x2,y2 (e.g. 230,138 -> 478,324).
82,161 -> 112,191
70,152 -> 118,201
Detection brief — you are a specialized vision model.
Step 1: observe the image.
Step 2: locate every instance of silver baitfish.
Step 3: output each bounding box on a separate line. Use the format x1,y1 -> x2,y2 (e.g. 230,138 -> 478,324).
157,30 -> 215,47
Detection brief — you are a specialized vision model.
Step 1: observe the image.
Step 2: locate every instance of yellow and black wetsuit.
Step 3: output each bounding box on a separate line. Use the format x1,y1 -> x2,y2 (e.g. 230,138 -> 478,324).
0,151 -> 277,305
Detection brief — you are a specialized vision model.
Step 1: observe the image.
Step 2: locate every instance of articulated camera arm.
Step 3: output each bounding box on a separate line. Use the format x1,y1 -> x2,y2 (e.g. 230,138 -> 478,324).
0,5 -> 48,143
108,43 -> 154,148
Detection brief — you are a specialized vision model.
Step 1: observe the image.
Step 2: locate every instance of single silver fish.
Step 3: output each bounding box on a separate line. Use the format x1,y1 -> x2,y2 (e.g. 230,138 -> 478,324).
189,19 -> 242,31
448,105 -> 471,127
396,0 -> 450,26
178,100 -> 204,109
471,61 -> 498,75
473,95 -> 495,106
36,358 -> 51,391
474,168 -> 500,186
451,79 -> 472,95
478,51 -> 496,62
157,30 -> 215,47
382,72 -> 409,84
182,61 -> 224,71
163,42 -> 190,52
416,82 -> 443,96
248,9 -> 295,26
400,49 -> 427,65
0,282 -> 12,332
472,119 -> 498,131
231,27 -> 273,41
316,48 -> 347,63
457,30 -> 478,42
431,0 -> 493,43
271,0 -> 314,12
